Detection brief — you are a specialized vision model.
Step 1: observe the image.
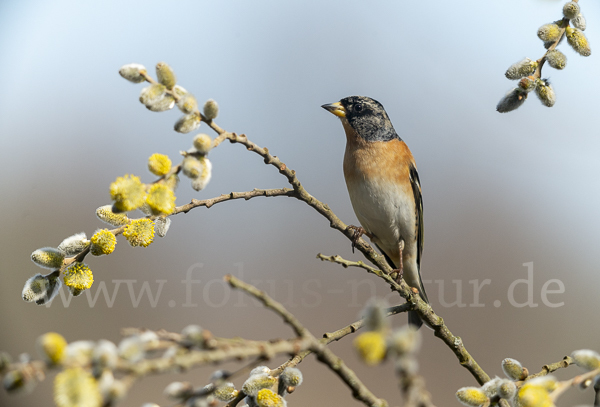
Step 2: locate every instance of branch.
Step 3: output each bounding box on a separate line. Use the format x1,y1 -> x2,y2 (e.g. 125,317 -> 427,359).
225,275 -> 389,407
173,188 -> 296,214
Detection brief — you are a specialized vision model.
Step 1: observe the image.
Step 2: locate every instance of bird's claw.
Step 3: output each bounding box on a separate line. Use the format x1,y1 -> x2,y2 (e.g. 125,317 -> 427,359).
347,225 -> 368,253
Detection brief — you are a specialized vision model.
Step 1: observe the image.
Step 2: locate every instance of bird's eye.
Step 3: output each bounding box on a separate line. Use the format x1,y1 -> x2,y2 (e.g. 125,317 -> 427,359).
354,103 -> 363,112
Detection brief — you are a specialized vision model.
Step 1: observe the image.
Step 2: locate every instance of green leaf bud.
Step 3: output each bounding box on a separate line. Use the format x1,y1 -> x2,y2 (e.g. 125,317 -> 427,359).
54,367 -> 102,407
139,84 -> 166,106
31,247 -> 65,269
203,99 -> 219,120
214,382 -> 238,402
177,93 -> 198,114
110,174 -> 146,213
193,134 -> 213,155
118,336 -> 145,363
496,88 -> 527,113
123,219 -> 155,247
146,184 -> 176,215
505,58 -> 538,80
174,113 -> 201,133
387,325 -> 421,357
164,381 -> 193,400
118,63 -> 147,83
63,262 -> 94,291
57,233 -> 89,256
148,153 -> 172,176
180,324 -> 204,348
96,205 -> 130,226
546,49 -> 567,69
191,157 -> 212,191
37,332 -> 67,365
156,62 -> 176,89
361,298 -> 389,332
572,13 -> 586,31
572,349 -> 600,371
535,79 -> 556,107
537,23 -> 561,42
242,373 -> 277,397
455,387 -> 489,407
90,229 -> 116,256
502,358 -> 527,380
145,94 -> 175,112
566,26 -> 591,56
563,1 -> 580,20
354,331 -> 386,365
155,217 -> 171,238
256,388 -> 285,407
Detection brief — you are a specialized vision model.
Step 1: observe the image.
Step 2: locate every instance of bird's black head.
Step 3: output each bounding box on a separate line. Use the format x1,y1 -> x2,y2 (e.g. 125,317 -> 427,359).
322,96 -> 400,142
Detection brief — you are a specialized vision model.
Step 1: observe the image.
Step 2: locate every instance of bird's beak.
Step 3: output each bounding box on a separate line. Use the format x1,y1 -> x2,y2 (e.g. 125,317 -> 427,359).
321,102 -> 346,118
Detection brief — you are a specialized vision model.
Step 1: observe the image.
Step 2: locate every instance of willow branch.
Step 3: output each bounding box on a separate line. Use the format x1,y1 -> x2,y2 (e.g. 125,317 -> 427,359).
225,275 -> 388,407
173,188 -> 296,214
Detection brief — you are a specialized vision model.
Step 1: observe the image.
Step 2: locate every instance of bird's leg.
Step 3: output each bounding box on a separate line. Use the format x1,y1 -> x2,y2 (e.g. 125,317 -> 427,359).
393,240 -> 405,283
347,225 -> 373,253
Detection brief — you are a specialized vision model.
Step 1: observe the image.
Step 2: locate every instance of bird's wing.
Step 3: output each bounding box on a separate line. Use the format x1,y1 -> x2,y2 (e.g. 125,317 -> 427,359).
409,163 -> 427,302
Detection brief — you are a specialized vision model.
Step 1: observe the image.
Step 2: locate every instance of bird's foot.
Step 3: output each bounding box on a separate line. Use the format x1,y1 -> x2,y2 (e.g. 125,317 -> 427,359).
391,240 -> 405,284
347,225 -> 372,253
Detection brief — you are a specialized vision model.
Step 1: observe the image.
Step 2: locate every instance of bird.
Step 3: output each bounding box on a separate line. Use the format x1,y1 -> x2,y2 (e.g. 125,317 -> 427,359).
322,96 -> 428,328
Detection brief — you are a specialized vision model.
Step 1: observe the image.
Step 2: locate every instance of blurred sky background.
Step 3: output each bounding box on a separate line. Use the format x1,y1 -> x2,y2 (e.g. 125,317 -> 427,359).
1,0 -> 599,405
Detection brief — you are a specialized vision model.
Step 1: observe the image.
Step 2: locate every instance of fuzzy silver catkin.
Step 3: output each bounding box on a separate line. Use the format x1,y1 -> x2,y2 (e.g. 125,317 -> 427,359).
505,58 -> 538,80
535,79 -> 556,107
572,13 -> 586,31
566,27 -> 591,56
174,113 -> 201,133
496,88 -> 527,113
546,49 -> 567,70
119,64 -> 147,83
563,1 -> 580,20
537,23 -> 561,42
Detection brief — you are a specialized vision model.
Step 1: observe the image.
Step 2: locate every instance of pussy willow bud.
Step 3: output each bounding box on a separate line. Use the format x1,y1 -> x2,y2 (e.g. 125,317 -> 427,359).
57,233 -> 89,256
256,389 -> 285,407
123,219 -> 155,247
518,76 -> 536,93
110,174 -> 146,213
354,331 -> 386,365
497,379 -> 517,399
537,23 -> 561,42
182,156 -> 202,179
119,64 -> 147,83
164,381 -> 193,400
90,229 -> 116,256
242,373 -> 277,397
546,49 -> 567,70
63,262 -> 94,291
563,1 -> 580,20
36,332 -> 67,364
147,153 -> 172,176
456,387 -> 489,407
177,94 -> 198,114
180,324 -> 204,348
174,113 -> 201,133
3,370 -> 26,393
481,377 -> 502,398
214,382 -> 238,402
155,217 -> 171,238
156,62 -> 176,89
146,94 -> 175,112
505,58 -> 538,80
572,13 -> 586,31
96,205 -> 130,226
31,247 -> 64,269
203,99 -> 219,120
502,358 -> 527,380
118,336 -> 145,363
172,85 -> 187,97
146,184 -> 176,215
191,157 -> 212,191
22,273 -> 57,303
54,368 -> 102,407
193,134 -> 213,155
92,340 -> 118,370
278,367 -> 302,396
566,27 -> 591,56
64,340 -> 94,366
250,366 -> 271,376
361,298 -> 389,332
496,88 -> 527,113
139,84 -> 166,106
571,350 -> 600,371
535,79 -> 556,107
387,325 -> 421,357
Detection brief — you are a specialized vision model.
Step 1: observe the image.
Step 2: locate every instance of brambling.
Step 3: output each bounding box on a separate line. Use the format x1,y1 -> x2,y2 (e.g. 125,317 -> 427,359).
322,96 -> 429,328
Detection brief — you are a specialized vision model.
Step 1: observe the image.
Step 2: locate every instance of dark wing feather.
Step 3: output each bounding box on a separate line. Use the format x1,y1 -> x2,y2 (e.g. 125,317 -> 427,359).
409,164 -> 428,303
